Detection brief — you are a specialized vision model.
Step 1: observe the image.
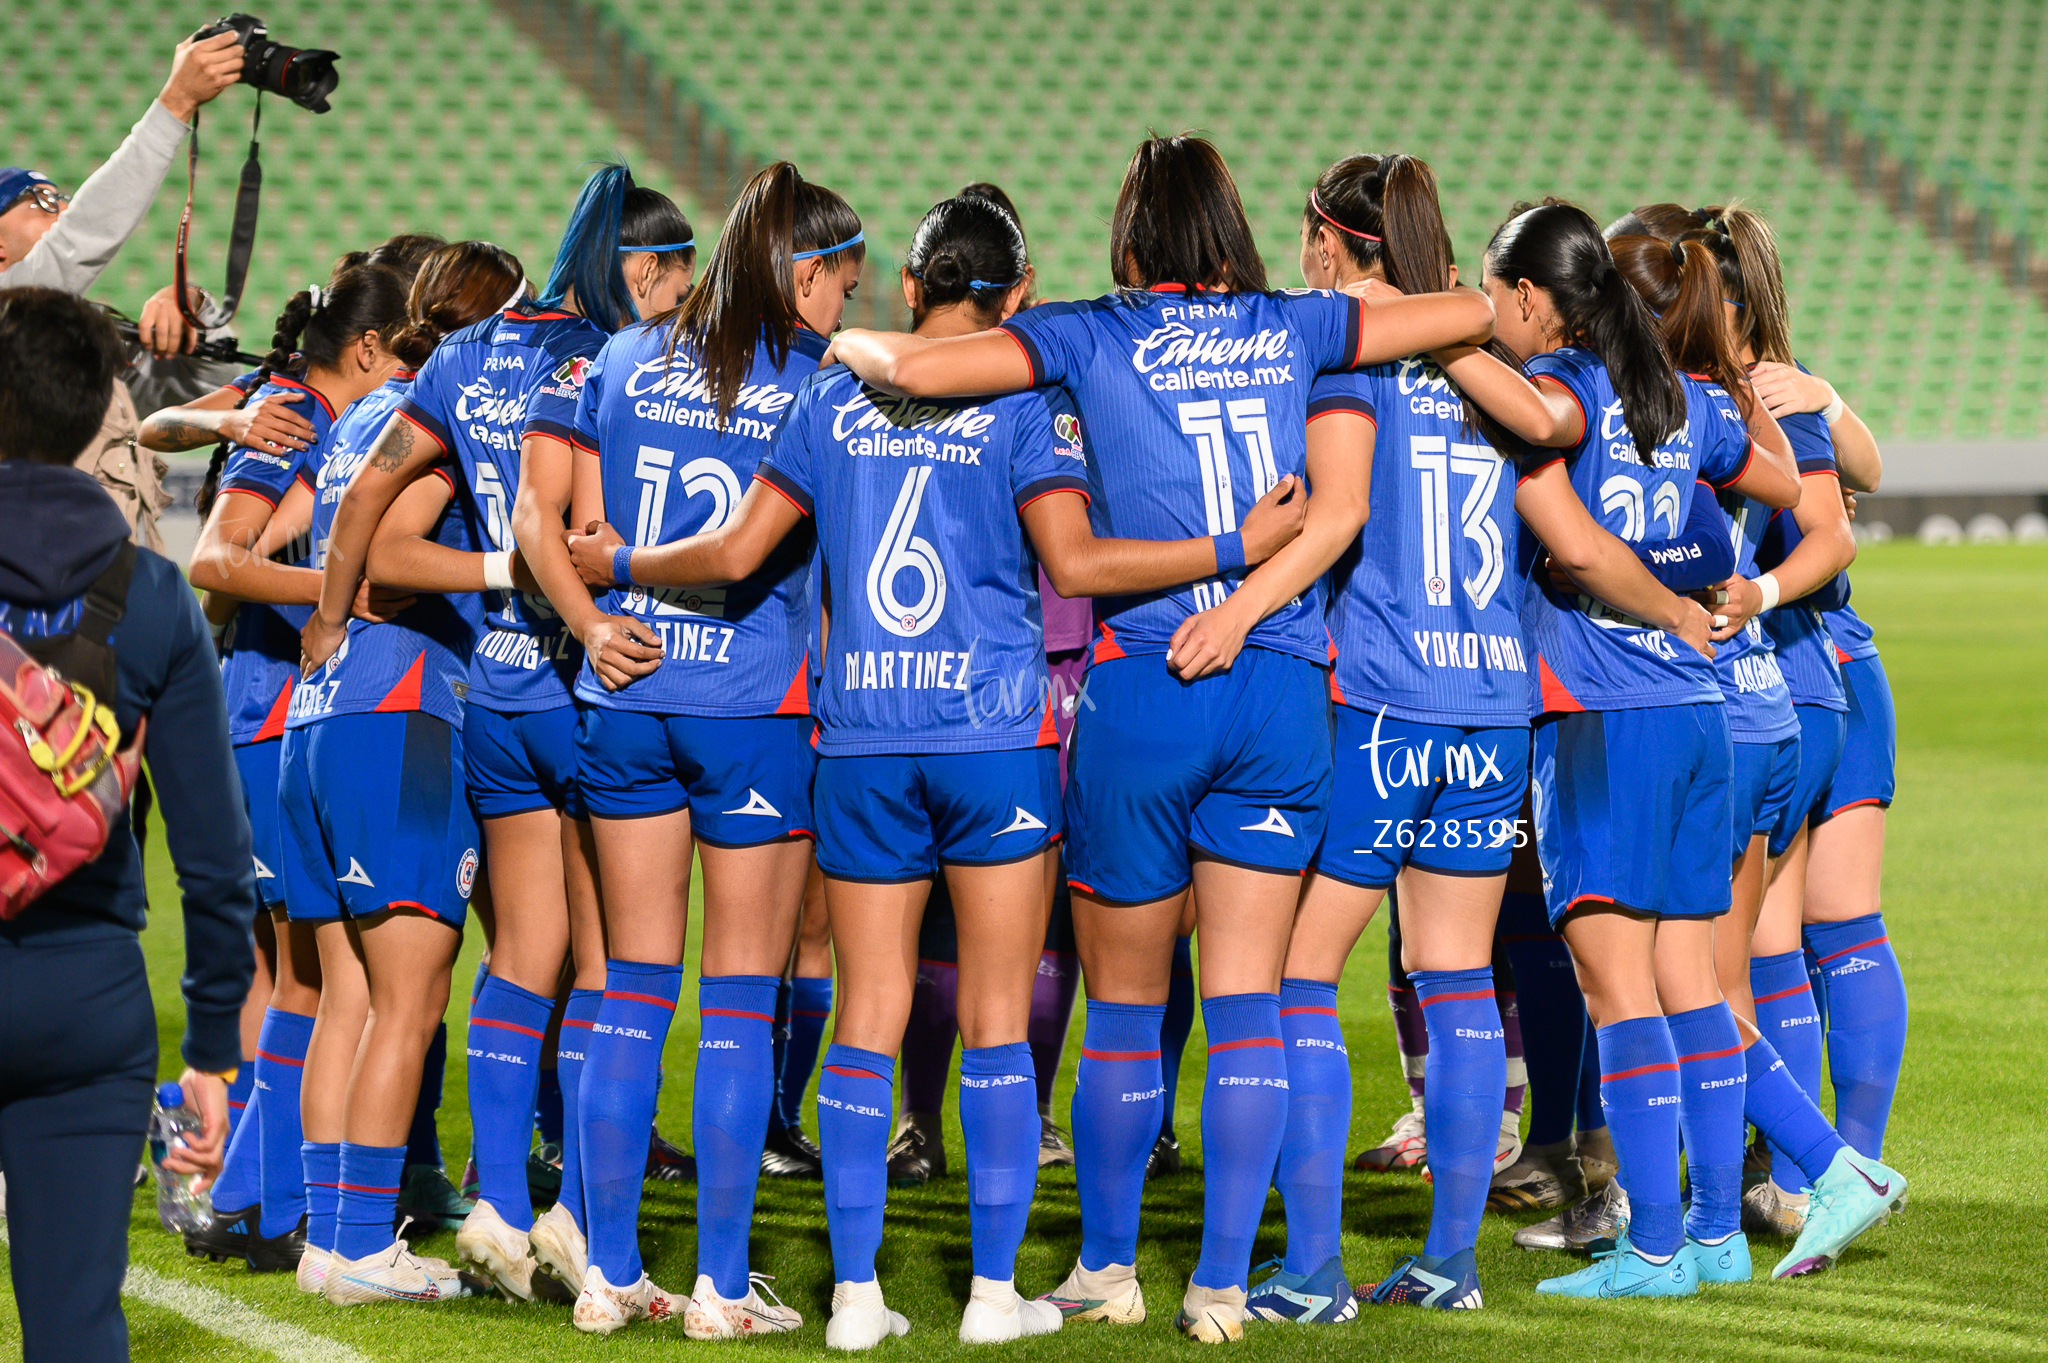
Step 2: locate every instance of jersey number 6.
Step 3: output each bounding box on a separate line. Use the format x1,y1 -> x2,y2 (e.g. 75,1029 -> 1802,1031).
867,465 -> 948,638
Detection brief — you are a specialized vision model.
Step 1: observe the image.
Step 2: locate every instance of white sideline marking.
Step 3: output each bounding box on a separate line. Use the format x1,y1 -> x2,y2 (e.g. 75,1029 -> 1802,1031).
1,1217 -> 373,1363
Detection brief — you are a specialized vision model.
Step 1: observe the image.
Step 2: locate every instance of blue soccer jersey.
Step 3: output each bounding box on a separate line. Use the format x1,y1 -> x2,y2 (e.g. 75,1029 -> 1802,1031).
570,320 -> 828,716
395,302 -> 608,713
1713,490 -> 1798,743
998,286 -> 1370,666
1823,600 -> 1877,662
1313,359 -> 1530,727
757,369 -> 1092,756
286,374 -> 486,732
216,374 -> 336,744
1759,405 -> 1848,710
1520,354 -> 1755,715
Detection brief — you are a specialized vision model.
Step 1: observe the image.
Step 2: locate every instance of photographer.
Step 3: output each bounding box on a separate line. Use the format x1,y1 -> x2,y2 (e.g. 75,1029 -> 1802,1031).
0,288 -> 258,1363
0,30 -> 242,296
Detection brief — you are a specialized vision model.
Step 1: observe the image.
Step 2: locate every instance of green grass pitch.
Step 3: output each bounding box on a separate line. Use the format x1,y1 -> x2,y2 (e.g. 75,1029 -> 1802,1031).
1,540 -> 2042,1360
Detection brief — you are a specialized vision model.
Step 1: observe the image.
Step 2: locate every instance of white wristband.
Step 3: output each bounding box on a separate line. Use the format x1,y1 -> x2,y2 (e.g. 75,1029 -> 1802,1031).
482,550 -> 517,592
1755,572 -> 1782,614
1819,385 -> 1845,425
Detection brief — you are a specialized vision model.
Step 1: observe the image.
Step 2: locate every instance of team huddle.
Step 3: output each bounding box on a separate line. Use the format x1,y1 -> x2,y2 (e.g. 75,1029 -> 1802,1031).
161,131 -> 1910,1345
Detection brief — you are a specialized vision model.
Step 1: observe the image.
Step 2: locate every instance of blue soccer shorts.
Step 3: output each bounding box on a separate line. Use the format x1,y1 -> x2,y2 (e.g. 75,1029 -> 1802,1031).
1314,706 -> 1529,889
1768,703 -> 1847,856
278,711 -> 478,928
1531,703 -> 1733,926
575,708 -> 814,847
233,738 -> 286,910
1063,647 -> 1332,906
465,701 -> 584,820
1818,655 -> 1895,820
814,746 -> 1061,882
1730,734 -> 1800,861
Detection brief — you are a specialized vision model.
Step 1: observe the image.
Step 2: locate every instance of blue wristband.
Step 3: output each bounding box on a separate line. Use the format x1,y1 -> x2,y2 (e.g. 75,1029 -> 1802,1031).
1212,530 -> 1246,573
611,545 -> 636,587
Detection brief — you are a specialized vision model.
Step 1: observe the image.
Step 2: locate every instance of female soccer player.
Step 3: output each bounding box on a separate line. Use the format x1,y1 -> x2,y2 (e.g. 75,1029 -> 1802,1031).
186,264 -> 418,1275
565,189 -> 1304,1346
300,167 -> 694,1305
277,244 -> 520,1304
820,134 -> 1494,1341
542,160 -> 857,1339
1250,156 -> 1730,1318
1430,200 -> 1800,1299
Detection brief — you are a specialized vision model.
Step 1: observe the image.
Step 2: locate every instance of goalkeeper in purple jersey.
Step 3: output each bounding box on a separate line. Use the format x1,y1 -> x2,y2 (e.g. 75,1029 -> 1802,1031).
821,134 -> 1494,1342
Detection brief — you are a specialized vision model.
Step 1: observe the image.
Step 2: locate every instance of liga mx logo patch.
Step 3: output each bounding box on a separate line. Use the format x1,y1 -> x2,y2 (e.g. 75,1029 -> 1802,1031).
1052,411 -> 1084,461
552,355 -> 591,387
457,847 -> 479,898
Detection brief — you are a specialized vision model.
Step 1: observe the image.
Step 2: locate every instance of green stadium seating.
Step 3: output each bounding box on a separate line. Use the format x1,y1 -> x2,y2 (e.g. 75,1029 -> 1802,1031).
2,1 -> 695,348
604,0 -> 2042,439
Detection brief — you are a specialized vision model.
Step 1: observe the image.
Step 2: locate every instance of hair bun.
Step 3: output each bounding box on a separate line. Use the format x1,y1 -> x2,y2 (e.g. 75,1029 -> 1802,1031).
921,248 -> 968,293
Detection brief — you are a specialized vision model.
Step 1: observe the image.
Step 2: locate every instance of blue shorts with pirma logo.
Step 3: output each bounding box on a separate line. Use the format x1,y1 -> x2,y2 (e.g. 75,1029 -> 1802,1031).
814,746 -> 1061,883
575,708 -> 815,846
1314,707 -> 1529,889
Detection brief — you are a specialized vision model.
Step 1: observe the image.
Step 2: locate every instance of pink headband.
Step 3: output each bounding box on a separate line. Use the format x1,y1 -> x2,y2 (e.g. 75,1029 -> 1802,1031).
1311,189 -> 1381,243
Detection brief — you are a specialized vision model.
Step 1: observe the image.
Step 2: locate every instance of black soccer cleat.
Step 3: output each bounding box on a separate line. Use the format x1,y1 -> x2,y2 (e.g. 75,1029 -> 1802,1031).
1145,1130 -> 1183,1181
760,1123 -> 823,1178
646,1128 -> 697,1183
244,1212 -> 308,1273
185,1201 -> 256,1263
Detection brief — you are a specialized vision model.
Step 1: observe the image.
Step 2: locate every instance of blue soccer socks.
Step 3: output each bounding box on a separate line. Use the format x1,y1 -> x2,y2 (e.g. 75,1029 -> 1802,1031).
211,1074 -> 262,1214
466,975 -> 554,1231
554,987 -> 601,1226
960,1042 -> 1039,1282
1743,1035 -> 1847,1186
1072,1000 -> 1165,1270
334,1142 -> 407,1260
1595,1017 -> 1684,1259
1413,968 -> 1506,1259
581,960 -> 682,1286
776,975 -> 834,1129
818,1045 -> 895,1284
695,975 -> 779,1299
1193,993 -> 1289,1292
302,1140 -> 342,1252
1667,1003 -> 1746,1242
254,1007 -> 314,1238
1275,978 -> 1348,1275
1805,915 -> 1908,1158
1752,950 -> 1825,1189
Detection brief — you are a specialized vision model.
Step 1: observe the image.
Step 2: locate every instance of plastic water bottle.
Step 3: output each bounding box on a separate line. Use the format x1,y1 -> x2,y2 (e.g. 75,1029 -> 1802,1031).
148,1080 -> 212,1234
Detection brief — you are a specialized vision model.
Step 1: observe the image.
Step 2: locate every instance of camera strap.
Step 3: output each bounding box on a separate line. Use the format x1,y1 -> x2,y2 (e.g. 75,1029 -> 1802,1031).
174,97 -> 264,332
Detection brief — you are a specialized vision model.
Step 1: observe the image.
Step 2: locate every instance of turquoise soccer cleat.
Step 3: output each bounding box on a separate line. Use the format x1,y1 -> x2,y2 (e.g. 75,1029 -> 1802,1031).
1687,1232 -> 1752,1284
1363,1248 -> 1482,1309
1246,1256 -> 1359,1323
1772,1148 -> 1907,1278
1535,1233 -> 1699,1299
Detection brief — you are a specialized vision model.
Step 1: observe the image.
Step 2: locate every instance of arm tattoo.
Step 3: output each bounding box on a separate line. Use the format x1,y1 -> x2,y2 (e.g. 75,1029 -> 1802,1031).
371,421 -> 416,474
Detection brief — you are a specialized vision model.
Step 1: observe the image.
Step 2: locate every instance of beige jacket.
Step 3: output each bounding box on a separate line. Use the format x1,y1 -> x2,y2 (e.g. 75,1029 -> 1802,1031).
73,379 -> 172,553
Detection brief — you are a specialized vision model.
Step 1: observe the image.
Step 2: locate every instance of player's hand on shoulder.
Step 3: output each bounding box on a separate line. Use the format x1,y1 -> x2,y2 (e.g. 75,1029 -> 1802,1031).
1747,361 -> 1832,418
351,578 -> 415,623
567,520 -> 626,588
1346,278 -> 1406,306
581,613 -> 663,691
1241,473 -> 1307,563
225,388 -> 314,454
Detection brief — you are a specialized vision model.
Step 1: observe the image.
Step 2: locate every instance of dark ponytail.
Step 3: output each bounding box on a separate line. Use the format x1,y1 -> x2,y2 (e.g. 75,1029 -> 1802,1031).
1110,134 -> 1266,294
391,241 -> 525,368
664,161 -> 864,422
1303,153 -> 1453,296
198,263 -> 411,517
905,194 -> 1028,321
1608,234 -> 1748,402
365,232 -> 449,284
540,164 -> 693,333
957,183 -> 1036,309
1486,200 -> 1683,464
1608,201 -> 1793,368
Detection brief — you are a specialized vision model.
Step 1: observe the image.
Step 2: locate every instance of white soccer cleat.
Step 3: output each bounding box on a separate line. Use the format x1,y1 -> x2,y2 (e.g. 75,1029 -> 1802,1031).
322,1238 -> 475,1306
685,1272 -> 804,1339
1037,1259 -> 1146,1324
1354,1106 -> 1427,1172
959,1275 -> 1063,1343
1176,1281 -> 1247,1343
528,1201 -> 588,1295
455,1200 -> 568,1303
572,1264 -> 686,1335
826,1278 -> 911,1351
294,1244 -> 333,1295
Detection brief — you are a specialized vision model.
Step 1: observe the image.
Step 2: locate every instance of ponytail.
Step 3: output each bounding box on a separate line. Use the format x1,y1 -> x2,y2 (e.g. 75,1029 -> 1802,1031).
906,193 -> 1028,321
541,164 -> 691,333
1487,200 -> 1683,464
1303,152 -> 1452,296
1608,234 -> 1748,400
391,241 -> 525,368
664,161 -> 863,422
1111,134 -> 1266,293
1608,201 -> 1793,367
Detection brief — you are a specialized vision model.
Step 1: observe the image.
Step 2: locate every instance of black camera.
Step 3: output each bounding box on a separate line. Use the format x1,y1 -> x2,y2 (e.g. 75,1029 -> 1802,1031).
192,13 -> 340,114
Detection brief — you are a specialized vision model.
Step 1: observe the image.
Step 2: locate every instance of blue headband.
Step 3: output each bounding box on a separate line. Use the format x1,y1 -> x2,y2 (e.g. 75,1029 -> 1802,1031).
621,240 -> 693,253
1725,298 -> 1745,308
792,231 -> 863,261
909,267 -> 1021,292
